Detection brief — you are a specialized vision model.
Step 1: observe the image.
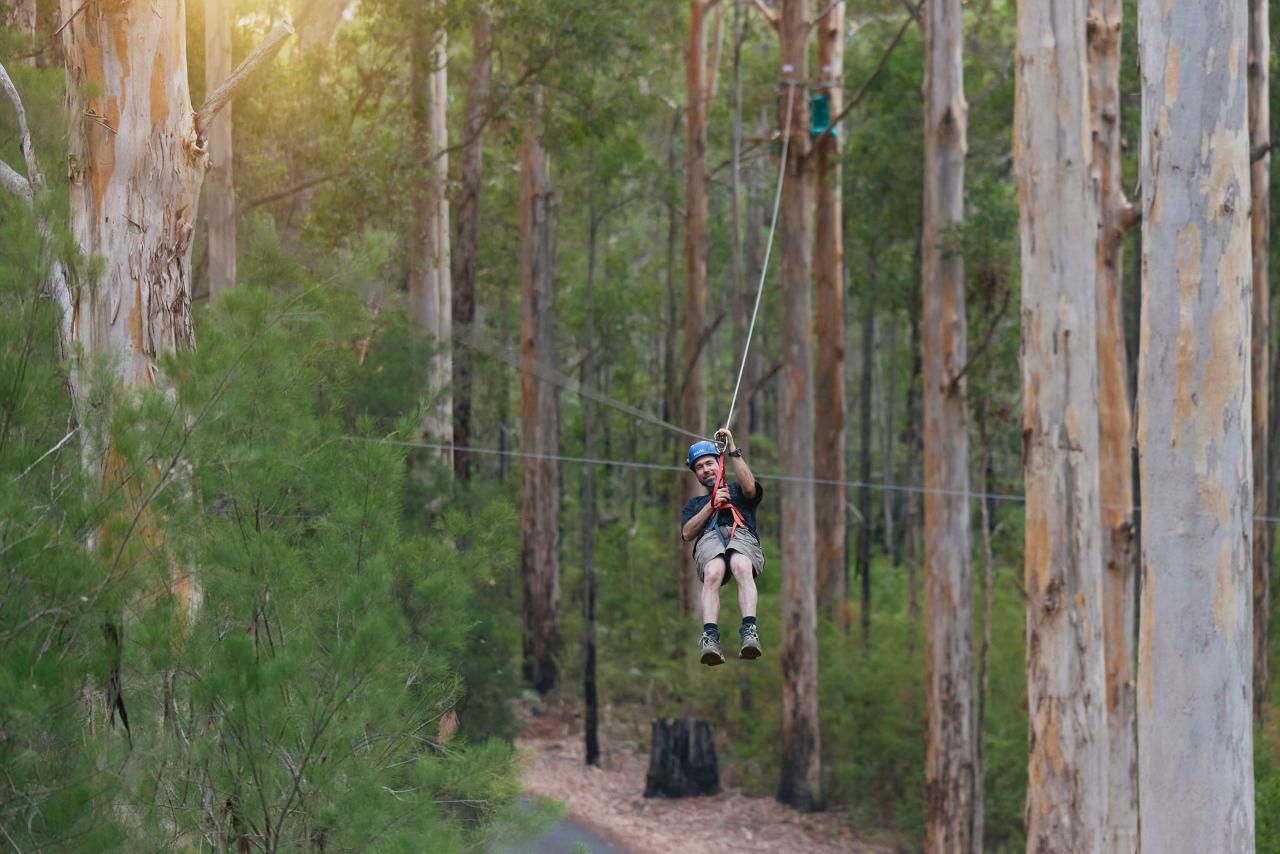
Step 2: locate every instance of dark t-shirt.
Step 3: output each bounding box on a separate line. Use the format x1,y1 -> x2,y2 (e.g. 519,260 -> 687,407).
680,482 -> 765,541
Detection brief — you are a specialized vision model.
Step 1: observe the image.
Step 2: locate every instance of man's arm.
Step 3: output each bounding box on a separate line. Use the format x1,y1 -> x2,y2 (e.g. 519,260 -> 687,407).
718,428 -> 757,499
681,500 -> 717,542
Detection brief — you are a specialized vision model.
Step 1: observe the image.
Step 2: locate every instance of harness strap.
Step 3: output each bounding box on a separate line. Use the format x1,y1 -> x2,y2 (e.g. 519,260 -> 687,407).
711,454 -> 746,549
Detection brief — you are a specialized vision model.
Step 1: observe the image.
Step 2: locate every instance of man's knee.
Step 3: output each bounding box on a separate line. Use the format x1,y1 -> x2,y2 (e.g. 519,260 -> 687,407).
729,553 -> 754,580
702,558 -> 726,586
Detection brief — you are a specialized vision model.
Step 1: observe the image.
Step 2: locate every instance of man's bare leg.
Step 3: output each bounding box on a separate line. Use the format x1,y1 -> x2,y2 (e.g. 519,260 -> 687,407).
729,552 -> 757,618
701,557 -> 726,625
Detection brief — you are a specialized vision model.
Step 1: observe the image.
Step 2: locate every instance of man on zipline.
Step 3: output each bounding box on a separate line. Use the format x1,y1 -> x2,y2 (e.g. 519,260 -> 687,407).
680,428 -> 764,666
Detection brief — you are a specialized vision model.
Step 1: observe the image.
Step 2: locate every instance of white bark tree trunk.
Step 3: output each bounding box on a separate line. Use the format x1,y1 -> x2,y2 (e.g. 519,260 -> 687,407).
1016,0 -> 1108,848
921,0 -> 977,847
409,21 -> 452,465
1137,0 -> 1255,849
1087,0 -> 1139,846
206,0 -> 236,298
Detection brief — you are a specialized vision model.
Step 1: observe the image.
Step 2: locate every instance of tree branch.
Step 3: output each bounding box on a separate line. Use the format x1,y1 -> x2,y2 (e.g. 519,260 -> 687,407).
196,20 -> 295,136
808,0 -> 844,31
1253,138 -> 1278,163
813,11 -> 913,144
749,0 -> 779,29
243,169 -> 349,209
1114,195 -> 1141,233
0,58 -> 43,200
948,286 -> 1012,394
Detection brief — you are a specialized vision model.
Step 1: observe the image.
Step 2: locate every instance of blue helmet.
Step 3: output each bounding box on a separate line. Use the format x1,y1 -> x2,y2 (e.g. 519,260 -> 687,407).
686,440 -> 719,470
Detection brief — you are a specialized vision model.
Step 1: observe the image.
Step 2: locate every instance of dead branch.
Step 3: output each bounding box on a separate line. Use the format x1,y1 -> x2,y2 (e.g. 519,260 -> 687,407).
1253,138 -> 1278,163
0,58 -> 42,202
749,0 -> 779,29
244,170 -> 350,209
949,285 -> 1012,394
196,20 -> 295,136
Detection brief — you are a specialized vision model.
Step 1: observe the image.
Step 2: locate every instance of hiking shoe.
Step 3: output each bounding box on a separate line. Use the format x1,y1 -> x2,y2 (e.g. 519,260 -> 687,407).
699,631 -> 726,666
739,623 -> 762,660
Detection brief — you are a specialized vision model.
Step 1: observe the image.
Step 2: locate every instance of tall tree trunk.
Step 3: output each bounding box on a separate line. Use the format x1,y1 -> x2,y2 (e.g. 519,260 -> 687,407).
775,0 -> 822,813
903,289 -> 922,650
1087,0 -> 1139,846
921,0 -> 976,846
1137,0 -> 1255,849
814,0 -> 847,626
452,6 -> 493,481
1017,0 -> 1107,848
973,395 -> 996,854
582,184 -> 600,768
856,261 -> 875,641
409,19 -> 452,466
205,0 -> 235,298
520,97 -> 560,695
881,312 -> 898,558
680,0 -> 712,615
1249,0 -> 1271,727
294,0 -> 354,52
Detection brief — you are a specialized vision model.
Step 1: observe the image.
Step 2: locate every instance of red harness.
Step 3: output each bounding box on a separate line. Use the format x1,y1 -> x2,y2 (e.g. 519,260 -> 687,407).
711,454 -> 746,547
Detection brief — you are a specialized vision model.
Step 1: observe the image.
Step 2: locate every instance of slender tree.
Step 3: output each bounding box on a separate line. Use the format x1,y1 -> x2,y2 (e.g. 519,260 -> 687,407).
1017,0 -> 1107,847
1087,0 -> 1140,845
1137,0 -> 1255,849
582,172 -> 600,767
1249,0 -> 1270,727
452,5 -> 493,481
921,0 -> 977,845
520,91 -> 560,695
813,0 -> 847,621
774,0 -> 822,812
206,0 -> 235,298
1,0 -> 36,61
409,15 -> 452,466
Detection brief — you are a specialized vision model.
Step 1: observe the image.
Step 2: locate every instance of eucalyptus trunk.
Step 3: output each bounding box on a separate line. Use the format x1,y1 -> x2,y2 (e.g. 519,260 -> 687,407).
1138,0 -> 1255,849
1087,0 -> 1139,845
205,0 -> 235,298
519,99 -> 560,695
775,0 -> 821,813
813,0 -> 846,621
921,0 -> 977,846
452,6 -> 493,481
1017,0 -> 1107,847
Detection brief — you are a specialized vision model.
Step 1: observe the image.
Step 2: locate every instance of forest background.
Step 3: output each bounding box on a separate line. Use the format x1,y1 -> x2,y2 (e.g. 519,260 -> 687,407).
1,0 -> 1278,850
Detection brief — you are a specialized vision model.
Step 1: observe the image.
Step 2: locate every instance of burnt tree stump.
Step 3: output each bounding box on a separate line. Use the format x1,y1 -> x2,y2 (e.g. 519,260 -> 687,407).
643,718 -> 720,797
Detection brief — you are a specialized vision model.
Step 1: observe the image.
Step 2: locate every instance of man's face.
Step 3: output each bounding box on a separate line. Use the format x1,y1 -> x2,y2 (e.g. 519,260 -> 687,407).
692,455 -> 718,490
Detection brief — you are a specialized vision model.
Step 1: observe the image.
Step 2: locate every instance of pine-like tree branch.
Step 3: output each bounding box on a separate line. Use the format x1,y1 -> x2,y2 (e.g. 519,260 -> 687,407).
196,19 -> 295,136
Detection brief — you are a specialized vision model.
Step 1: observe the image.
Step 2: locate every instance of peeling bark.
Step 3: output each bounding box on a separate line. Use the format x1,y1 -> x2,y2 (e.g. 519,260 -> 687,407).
520,97 -> 560,695
1087,0 -> 1138,845
1137,0 -> 1255,849
775,0 -> 821,813
1017,0 -> 1108,847
922,0 -> 977,846
813,0 -> 847,623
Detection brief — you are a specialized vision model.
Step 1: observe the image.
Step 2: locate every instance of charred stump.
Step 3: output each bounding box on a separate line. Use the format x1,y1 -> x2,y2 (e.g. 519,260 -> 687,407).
644,718 -> 720,798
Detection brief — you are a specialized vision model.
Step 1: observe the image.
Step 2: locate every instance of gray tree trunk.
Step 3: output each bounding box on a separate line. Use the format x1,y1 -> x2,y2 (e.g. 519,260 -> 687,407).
921,0 -> 977,846
519,96 -> 560,695
409,18 -> 452,466
205,0 -> 235,298
1137,0 -> 1255,849
1248,0 -> 1271,727
1017,0 -> 1108,848
775,0 -> 821,813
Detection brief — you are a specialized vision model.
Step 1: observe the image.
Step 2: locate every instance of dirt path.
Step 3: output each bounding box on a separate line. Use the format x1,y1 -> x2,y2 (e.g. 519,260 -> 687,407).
516,705 -> 895,854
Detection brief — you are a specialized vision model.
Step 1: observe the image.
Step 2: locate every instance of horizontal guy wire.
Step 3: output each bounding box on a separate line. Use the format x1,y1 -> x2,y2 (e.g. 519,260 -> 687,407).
349,436 -> 1280,524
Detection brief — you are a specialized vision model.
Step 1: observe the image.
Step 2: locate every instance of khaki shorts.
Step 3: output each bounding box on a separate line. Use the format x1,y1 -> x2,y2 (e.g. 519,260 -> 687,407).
693,527 -> 765,586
